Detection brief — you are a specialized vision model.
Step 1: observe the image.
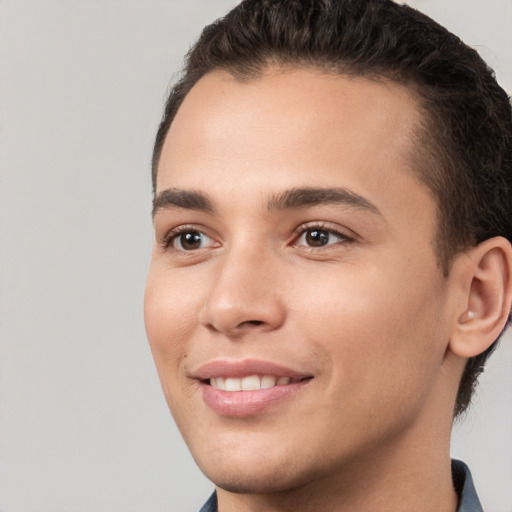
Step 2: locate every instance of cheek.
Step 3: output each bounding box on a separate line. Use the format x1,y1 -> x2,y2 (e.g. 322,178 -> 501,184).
294,262 -> 446,399
144,268 -> 202,378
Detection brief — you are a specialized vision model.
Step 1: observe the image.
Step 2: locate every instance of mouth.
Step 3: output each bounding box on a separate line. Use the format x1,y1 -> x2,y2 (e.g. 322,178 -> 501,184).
194,359 -> 314,417
207,374 -> 309,391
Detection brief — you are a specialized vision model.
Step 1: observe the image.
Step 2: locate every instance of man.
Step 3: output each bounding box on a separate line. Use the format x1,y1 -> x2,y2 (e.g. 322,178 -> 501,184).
144,1 -> 512,510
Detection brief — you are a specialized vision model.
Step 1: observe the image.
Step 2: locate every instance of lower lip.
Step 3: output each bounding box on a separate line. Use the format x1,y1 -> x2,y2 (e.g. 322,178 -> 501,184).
200,380 -> 310,417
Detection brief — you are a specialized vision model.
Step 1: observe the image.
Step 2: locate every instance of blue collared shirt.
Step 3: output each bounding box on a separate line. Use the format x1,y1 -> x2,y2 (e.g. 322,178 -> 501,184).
452,460 -> 484,512
198,460 -> 483,512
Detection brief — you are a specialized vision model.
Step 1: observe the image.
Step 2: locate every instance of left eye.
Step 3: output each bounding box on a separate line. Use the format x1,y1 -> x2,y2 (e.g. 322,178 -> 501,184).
171,230 -> 215,251
295,228 -> 348,248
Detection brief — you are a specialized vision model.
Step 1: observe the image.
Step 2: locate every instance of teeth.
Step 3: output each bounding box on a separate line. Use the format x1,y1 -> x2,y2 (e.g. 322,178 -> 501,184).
225,377 -> 242,391
241,375 -> 260,391
209,375 -> 292,391
260,375 -> 277,389
210,377 -> 226,390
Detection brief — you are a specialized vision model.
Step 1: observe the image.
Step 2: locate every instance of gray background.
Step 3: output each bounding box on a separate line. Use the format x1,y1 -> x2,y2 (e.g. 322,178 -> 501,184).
0,1 -> 510,511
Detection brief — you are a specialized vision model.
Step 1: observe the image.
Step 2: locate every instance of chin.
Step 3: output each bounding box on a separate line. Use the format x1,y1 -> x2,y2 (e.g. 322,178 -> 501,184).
201,463 -> 314,495
192,439 -> 327,496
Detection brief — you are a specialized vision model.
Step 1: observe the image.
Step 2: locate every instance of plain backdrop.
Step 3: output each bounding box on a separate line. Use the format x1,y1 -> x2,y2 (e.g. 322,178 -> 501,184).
0,1 -> 511,511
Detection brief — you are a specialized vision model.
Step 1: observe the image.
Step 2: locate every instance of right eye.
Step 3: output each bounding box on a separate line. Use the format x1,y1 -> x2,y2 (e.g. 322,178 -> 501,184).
167,230 -> 216,251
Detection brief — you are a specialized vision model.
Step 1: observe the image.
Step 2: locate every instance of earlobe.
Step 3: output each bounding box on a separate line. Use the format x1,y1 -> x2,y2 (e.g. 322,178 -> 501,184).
450,237 -> 512,358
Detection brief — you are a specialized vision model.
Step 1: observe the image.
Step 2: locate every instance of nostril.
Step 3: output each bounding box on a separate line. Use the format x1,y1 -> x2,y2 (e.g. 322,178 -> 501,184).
243,320 -> 264,327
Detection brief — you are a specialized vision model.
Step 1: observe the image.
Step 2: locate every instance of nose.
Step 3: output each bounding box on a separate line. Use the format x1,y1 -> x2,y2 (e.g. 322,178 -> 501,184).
199,247 -> 286,338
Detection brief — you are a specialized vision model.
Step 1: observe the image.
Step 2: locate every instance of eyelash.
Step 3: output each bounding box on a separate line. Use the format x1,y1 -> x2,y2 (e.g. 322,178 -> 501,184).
161,222 -> 355,252
292,222 -> 355,249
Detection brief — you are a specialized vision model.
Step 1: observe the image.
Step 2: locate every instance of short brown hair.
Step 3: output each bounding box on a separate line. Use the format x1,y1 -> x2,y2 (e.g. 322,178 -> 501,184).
152,0 -> 512,416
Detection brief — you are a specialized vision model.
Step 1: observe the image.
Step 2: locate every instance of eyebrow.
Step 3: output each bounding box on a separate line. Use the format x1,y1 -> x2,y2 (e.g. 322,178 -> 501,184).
267,187 -> 381,216
152,186 -> 381,218
152,188 -> 215,217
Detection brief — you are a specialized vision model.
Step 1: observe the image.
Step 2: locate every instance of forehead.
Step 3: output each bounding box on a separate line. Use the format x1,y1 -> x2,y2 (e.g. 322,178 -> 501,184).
157,68 -> 430,221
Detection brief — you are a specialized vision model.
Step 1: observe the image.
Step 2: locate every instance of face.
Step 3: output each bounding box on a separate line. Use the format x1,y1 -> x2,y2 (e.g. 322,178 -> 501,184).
145,69 -> 456,494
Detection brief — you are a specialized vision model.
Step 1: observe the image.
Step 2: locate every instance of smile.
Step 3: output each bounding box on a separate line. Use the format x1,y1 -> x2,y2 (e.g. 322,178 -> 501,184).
194,359 -> 313,417
208,375 -> 301,391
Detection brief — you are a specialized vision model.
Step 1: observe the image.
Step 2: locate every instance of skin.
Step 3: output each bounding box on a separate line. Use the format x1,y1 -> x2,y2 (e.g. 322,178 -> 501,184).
145,68 -> 474,512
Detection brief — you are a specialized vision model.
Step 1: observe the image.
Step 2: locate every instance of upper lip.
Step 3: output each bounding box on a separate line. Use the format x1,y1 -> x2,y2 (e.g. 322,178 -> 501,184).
192,358 -> 312,381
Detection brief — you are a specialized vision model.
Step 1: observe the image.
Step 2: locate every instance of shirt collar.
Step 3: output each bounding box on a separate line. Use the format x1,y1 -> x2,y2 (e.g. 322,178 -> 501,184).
452,459 -> 484,512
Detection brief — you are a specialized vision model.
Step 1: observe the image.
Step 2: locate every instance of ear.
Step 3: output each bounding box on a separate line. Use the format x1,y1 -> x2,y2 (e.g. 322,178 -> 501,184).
449,237 -> 512,358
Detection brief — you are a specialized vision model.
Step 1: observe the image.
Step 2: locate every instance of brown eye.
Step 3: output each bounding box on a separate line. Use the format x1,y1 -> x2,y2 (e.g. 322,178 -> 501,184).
305,229 -> 330,247
172,230 -> 213,251
296,227 -> 350,248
